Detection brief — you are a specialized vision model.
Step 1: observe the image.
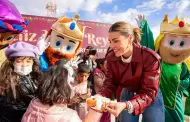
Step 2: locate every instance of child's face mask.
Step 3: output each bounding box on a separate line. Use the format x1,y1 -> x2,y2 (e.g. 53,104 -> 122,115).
13,65 -> 33,76
13,57 -> 34,76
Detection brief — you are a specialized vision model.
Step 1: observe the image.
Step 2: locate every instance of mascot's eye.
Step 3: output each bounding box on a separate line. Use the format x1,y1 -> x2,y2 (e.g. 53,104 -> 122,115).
5,35 -> 15,41
169,40 -> 174,46
56,40 -> 61,46
180,41 -> 185,47
66,45 -> 72,51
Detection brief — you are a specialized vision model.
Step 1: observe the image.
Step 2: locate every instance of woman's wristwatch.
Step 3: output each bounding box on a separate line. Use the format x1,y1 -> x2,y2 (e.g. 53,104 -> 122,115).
126,101 -> 134,114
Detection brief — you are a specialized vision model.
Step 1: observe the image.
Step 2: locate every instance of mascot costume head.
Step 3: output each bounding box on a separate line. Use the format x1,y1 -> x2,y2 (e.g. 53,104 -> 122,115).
155,15 -> 190,64
154,14 -> 190,122
39,14 -> 86,71
0,0 -> 28,66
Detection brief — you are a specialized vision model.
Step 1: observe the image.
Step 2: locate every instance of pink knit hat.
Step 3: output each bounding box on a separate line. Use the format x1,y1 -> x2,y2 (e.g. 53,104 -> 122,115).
5,42 -> 40,59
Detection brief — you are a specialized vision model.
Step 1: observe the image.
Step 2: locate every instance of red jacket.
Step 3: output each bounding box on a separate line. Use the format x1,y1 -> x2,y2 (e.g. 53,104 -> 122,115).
99,43 -> 161,115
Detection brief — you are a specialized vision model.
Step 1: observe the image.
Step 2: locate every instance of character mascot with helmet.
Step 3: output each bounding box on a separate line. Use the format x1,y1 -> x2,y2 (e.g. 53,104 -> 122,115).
38,14 -> 86,72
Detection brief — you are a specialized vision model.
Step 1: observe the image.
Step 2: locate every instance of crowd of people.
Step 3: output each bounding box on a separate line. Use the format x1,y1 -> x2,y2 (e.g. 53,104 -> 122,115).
0,42 -> 110,122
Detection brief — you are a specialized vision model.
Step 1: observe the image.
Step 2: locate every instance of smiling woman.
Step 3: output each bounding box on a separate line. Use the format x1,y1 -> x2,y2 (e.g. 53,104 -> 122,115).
85,21 -> 164,122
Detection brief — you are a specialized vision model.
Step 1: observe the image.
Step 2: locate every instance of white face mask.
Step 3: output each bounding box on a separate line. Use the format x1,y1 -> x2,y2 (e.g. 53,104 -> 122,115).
14,65 -> 33,76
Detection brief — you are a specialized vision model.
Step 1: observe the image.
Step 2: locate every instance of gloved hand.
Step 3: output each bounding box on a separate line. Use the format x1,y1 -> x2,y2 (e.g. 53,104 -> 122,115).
63,61 -> 76,83
36,34 -> 50,55
67,56 -> 83,69
135,14 -> 146,27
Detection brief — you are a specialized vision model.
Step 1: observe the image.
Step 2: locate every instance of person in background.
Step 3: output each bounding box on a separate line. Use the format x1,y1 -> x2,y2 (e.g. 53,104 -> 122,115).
94,58 -> 107,94
71,63 -> 91,121
83,46 -> 97,71
0,42 -> 41,122
82,46 -> 97,95
94,58 -> 111,122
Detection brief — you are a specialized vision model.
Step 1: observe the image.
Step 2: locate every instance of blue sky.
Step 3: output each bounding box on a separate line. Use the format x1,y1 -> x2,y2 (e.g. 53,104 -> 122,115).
10,0 -> 190,38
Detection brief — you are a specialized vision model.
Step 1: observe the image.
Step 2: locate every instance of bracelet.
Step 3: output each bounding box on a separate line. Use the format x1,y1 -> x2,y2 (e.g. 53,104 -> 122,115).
126,101 -> 134,114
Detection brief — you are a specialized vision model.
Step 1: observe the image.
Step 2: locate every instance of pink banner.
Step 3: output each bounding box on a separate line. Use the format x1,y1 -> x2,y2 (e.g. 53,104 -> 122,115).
13,15 -> 111,58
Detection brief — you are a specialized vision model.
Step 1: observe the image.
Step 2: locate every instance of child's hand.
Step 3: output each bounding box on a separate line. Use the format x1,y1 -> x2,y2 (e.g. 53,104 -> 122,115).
72,97 -> 81,103
87,88 -> 91,96
80,89 -> 91,99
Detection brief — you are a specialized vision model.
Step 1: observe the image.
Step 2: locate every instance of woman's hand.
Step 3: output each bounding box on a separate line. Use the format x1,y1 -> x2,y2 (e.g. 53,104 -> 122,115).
104,102 -> 128,117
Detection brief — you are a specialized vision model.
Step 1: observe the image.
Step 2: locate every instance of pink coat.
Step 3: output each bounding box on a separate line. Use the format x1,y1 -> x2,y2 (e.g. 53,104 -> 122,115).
22,98 -> 82,122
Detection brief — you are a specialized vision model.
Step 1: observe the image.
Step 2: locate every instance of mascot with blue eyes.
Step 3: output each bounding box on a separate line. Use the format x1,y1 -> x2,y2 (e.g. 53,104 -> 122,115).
0,0 -> 28,66
38,14 -> 85,72
154,14 -> 190,122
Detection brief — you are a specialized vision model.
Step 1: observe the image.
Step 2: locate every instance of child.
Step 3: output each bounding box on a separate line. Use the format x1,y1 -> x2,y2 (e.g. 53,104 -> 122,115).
94,58 -> 107,93
93,58 -> 111,122
0,42 -> 41,122
22,60 -> 82,122
71,63 -> 91,121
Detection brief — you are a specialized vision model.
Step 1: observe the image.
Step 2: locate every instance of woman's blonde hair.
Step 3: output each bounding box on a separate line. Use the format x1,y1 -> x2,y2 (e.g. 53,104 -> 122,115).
109,21 -> 141,43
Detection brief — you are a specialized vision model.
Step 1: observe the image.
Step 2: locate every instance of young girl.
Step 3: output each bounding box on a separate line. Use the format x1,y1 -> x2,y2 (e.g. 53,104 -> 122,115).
71,63 -> 91,120
22,60 -> 82,122
94,58 -> 111,122
94,58 -> 107,93
0,42 -> 41,122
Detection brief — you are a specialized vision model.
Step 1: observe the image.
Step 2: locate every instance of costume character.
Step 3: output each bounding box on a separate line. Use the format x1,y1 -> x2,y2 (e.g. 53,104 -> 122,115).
154,15 -> 190,122
38,14 -> 86,72
0,0 -> 28,66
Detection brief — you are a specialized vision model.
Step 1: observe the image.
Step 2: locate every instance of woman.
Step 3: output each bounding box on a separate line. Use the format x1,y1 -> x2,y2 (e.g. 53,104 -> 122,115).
86,21 -> 165,122
0,42 -> 41,122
